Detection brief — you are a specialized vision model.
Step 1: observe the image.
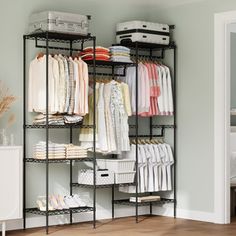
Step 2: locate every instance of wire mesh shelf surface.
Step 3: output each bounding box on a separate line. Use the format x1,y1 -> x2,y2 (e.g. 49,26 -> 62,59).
113,198 -> 175,206
115,41 -> 176,50
24,31 -> 95,43
25,158 -> 94,163
86,60 -> 135,68
72,183 -> 136,189
25,207 -> 94,216
24,124 -> 94,129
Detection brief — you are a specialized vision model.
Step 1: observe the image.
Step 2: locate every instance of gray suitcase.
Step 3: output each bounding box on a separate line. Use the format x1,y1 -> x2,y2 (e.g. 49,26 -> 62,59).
29,11 -> 90,35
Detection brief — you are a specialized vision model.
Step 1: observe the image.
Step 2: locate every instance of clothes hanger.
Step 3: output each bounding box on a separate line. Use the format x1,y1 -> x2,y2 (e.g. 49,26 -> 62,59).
37,52 -> 44,59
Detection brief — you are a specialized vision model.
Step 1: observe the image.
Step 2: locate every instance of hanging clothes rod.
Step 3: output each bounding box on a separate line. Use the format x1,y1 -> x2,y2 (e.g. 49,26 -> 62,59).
35,38 -> 82,51
88,72 -> 125,77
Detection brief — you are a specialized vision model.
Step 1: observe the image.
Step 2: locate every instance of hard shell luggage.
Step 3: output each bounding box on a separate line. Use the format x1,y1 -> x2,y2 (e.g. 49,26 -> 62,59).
29,11 -> 90,35
116,21 -> 170,45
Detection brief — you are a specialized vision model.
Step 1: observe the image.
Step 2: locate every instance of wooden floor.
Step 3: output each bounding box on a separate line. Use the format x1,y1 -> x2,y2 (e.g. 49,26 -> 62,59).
7,216 -> 236,236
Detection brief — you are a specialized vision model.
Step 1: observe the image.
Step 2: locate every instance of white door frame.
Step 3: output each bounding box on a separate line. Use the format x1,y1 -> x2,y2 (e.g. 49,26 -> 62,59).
214,11 -> 236,224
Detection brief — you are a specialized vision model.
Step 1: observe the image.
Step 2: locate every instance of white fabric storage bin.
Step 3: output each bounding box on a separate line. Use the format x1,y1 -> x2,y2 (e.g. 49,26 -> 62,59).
78,169 -> 114,185
115,171 -> 136,184
106,160 -> 135,172
96,159 -> 106,169
29,11 -> 90,35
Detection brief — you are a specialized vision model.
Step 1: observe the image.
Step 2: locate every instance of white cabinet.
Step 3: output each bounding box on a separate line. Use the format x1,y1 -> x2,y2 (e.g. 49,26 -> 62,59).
0,146 -> 22,236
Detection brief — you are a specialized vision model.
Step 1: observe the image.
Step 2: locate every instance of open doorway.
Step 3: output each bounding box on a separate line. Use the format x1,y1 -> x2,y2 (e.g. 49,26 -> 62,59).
214,11 -> 236,225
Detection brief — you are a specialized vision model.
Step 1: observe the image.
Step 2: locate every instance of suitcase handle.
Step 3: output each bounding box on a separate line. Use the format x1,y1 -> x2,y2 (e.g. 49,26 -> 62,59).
101,174 -> 109,177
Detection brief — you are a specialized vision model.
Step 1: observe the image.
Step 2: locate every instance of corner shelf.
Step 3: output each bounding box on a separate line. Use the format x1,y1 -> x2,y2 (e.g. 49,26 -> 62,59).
72,183 -> 135,189
113,198 -> 175,207
86,60 -> 135,68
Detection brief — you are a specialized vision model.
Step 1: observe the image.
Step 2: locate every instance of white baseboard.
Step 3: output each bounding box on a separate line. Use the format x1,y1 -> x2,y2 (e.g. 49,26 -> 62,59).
153,206 -> 215,223
2,206 -> 215,232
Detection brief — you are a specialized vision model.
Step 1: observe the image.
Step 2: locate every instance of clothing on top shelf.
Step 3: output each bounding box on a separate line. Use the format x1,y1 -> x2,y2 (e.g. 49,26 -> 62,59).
79,46 -> 110,61
28,54 -> 89,116
32,114 -> 83,125
109,46 -> 132,63
119,142 -> 174,193
79,80 -> 131,154
34,142 -> 88,159
119,62 -> 173,116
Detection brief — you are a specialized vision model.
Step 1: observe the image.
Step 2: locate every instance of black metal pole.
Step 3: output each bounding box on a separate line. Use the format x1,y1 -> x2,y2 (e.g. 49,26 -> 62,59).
93,36 -> 97,229
135,42 -> 139,223
45,32 -> 49,234
111,64 -> 115,220
112,185 -> 115,219
23,35 -> 26,230
149,48 -> 153,216
173,45 -> 177,218
69,39 -> 73,225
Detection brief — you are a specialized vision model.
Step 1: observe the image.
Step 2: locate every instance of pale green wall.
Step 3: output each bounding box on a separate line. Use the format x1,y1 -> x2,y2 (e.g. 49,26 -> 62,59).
148,0 -> 236,213
3,0 -> 236,222
0,0 -> 149,221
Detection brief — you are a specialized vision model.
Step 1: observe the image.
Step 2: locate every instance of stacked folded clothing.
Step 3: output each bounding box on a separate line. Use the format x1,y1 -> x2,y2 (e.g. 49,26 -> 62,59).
34,141 -> 66,159
65,144 -> 88,159
109,46 -> 132,63
80,46 -> 110,61
33,114 -> 83,125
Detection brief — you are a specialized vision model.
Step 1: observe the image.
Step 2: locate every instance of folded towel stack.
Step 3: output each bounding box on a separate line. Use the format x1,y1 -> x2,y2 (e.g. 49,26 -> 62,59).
109,46 -> 132,63
65,144 -> 88,159
34,141 -> 66,159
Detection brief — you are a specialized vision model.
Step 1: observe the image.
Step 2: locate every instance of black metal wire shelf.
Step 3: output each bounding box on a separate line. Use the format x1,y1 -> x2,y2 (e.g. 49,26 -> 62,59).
113,198 -> 175,207
24,124 -> 94,129
117,41 -> 176,50
129,124 -> 176,129
86,60 -> 135,68
24,31 -> 95,43
72,183 -> 135,189
25,158 -> 94,163
25,206 -> 94,216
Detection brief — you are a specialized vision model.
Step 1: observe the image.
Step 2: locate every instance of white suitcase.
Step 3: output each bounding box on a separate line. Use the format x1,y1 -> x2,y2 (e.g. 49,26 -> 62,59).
29,11 -> 90,35
116,21 -> 170,45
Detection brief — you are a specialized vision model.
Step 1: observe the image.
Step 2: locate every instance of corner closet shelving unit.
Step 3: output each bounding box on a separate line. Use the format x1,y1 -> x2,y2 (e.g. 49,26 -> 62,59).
23,31 -> 97,234
23,28 -> 177,234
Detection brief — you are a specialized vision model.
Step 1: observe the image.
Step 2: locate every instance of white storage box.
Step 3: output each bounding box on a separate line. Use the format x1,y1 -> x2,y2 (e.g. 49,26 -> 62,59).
115,171 -> 136,184
116,21 -> 170,45
97,159 -> 135,172
29,11 -> 90,35
78,169 -> 114,185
